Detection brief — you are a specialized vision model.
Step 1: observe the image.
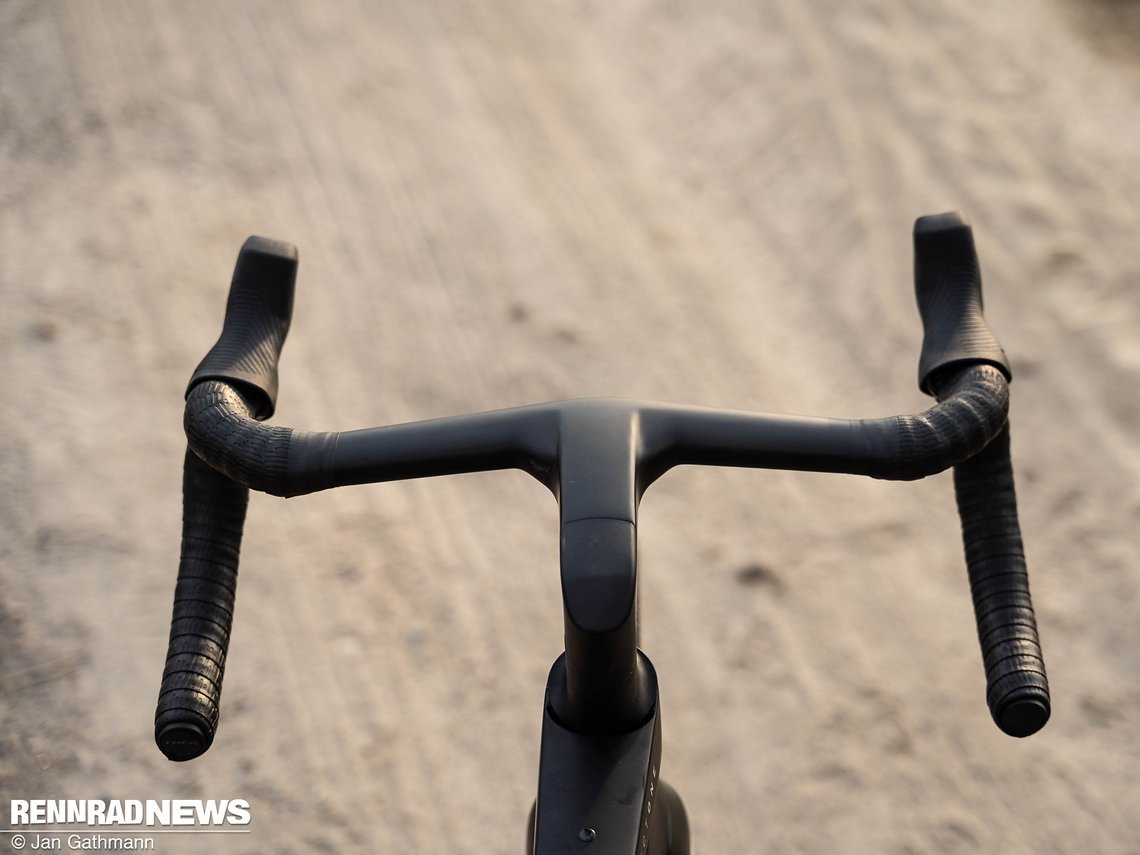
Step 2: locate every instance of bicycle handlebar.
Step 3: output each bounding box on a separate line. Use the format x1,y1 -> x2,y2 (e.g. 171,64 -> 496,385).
155,213 -> 1050,764
154,238 -> 296,760
913,214 -> 1048,737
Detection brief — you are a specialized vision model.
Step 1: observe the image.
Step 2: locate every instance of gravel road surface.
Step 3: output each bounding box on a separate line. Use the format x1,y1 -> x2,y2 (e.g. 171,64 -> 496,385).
3,2 -> 1139,852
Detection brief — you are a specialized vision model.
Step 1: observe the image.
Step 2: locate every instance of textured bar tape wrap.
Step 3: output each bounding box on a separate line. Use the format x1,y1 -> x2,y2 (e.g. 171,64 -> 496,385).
881,364 -> 1008,482
952,426 -> 1049,736
188,236 -> 298,419
158,236 -> 298,760
155,449 -> 248,760
185,381 -> 292,497
913,212 -> 1049,736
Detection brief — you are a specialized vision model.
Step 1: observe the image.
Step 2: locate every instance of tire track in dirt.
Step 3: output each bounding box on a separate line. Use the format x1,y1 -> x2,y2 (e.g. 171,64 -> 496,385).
461,2 -> 793,403
941,0 -> 1140,226
773,0 -> 904,332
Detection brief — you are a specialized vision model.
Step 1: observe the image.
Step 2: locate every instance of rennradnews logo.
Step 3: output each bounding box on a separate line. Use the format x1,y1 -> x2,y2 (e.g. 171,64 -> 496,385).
10,800 -> 251,827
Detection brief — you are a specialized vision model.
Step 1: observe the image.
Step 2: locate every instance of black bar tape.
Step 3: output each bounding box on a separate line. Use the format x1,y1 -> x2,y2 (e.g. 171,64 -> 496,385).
952,426 -> 1050,737
876,364 -> 1009,482
912,214 -> 1049,736
188,236 -> 297,419
155,448 -> 249,761
185,381 -> 292,497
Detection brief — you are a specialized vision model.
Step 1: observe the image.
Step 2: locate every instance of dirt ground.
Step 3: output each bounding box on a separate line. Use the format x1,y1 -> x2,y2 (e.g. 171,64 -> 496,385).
2,1 -> 1139,853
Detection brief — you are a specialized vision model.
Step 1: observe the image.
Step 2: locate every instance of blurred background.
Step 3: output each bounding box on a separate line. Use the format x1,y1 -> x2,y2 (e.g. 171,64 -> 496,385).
2,1 -> 1138,852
